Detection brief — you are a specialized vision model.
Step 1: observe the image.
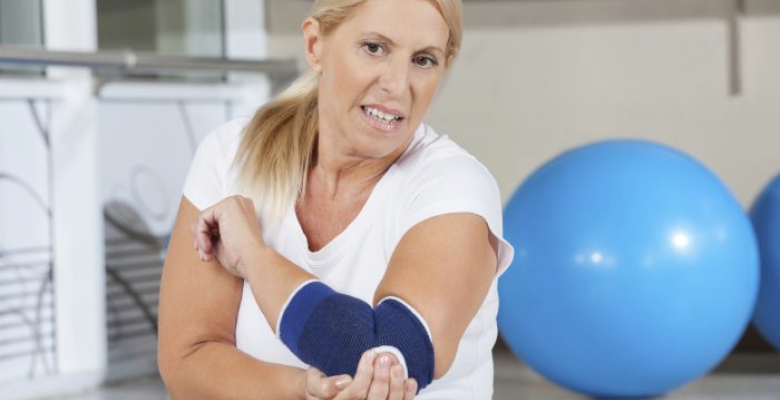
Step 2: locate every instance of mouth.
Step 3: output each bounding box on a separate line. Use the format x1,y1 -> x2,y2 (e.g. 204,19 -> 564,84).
361,105 -> 405,132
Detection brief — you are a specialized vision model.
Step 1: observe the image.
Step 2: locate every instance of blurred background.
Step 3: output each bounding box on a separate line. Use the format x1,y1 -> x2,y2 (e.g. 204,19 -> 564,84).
0,0 -> 778,399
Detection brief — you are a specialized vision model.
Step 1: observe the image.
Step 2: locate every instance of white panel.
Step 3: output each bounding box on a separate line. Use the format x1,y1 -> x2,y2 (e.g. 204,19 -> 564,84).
98,97 -> 227,381
100,101 -> 225,233
0,100 -> 56,386
0,102 -> 50,250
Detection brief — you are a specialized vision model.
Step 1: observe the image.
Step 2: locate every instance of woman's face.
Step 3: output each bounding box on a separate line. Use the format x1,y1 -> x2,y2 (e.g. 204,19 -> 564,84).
305,0 -> 450,162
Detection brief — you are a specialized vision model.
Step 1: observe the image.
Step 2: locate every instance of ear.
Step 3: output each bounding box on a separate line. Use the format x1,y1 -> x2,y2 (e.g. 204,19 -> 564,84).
302,17 -> 324,73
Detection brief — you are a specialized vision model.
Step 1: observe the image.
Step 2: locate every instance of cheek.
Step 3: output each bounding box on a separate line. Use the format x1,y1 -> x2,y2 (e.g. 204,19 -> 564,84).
326,52 -> 371,96
412,78 -> 441,109
319,72 -> 354,117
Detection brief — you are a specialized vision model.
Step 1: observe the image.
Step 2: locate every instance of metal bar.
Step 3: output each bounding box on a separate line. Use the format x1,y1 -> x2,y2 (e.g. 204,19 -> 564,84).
0,46 -> 298,77
727,0 -> 744,96
0,346 -> 55,362
108,301 -> 158,315
0,245 -> 52,256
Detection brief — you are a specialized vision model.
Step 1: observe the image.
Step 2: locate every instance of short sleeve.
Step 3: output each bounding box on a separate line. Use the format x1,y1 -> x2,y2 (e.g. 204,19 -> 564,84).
400,155 -> 515,276
182,118 -> 246,210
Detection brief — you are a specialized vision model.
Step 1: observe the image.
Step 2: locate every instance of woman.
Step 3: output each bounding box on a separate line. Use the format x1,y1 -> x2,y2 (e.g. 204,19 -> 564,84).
158,0 -> 513,399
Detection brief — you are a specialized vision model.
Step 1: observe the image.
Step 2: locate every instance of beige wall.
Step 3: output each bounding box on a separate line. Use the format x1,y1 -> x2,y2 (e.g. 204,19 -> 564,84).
266,0 -> 780,206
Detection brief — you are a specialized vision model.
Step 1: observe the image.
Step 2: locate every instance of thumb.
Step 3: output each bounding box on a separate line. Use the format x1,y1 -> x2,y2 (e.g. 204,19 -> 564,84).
333,375 -> 352,390
320,374 -> 351,398
308,371 -> 351,399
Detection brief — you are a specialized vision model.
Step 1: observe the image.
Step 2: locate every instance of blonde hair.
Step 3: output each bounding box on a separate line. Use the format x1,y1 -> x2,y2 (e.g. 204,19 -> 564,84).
234,0 -> 463,224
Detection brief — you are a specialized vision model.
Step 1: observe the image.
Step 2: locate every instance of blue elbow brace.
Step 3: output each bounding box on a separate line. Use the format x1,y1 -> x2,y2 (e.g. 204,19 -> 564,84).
278,281 -> 435,390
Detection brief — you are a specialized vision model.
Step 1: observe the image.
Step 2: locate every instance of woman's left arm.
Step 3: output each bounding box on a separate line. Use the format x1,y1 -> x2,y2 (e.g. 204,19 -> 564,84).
194,196 -> 497,380
373,212 -> 497,379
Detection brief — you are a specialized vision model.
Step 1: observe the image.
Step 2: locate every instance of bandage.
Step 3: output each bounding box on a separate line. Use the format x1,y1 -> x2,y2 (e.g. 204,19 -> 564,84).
278,280 -> 435,390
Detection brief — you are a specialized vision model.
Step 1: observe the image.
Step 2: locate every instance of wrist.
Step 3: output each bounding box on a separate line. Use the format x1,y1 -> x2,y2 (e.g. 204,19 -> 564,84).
296,368 -> 309,400
240,244 -> 273,283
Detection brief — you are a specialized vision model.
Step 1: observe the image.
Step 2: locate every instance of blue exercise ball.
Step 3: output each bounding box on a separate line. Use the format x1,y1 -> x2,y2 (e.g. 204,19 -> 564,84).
498,140 -> 759,398
750,173 -> 780,351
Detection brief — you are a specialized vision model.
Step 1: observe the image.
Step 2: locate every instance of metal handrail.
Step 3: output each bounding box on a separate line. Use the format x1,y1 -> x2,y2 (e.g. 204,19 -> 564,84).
0,46 -> 299,77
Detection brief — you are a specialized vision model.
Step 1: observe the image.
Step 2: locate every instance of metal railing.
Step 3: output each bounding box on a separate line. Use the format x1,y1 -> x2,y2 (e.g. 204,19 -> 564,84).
0,46 -> 299,78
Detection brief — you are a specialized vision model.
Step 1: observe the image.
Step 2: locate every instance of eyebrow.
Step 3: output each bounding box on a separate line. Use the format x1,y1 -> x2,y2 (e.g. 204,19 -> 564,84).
361,31 -> 446,57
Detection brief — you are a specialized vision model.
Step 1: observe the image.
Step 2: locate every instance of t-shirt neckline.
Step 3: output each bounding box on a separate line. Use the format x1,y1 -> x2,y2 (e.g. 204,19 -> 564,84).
288,125 -> 426,266
288,162 -> 396,265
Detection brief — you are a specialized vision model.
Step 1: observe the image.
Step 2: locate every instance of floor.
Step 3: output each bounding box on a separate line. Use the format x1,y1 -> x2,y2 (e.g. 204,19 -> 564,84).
492,351 -> 780,400
36,350 -> 780,400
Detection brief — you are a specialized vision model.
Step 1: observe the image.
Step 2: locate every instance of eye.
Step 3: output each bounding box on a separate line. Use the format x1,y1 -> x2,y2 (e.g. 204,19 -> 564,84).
413,54 -> 438,69
362,41 -> 385,56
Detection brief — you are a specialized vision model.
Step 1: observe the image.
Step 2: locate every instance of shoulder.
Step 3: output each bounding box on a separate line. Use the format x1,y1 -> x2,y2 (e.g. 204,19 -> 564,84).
183,117 -> 251,210
388,124 -> 515,276
397,124 -> 471,165
389,124 -> 503,231
395,124 -> 500,199
196,116 -> 252,161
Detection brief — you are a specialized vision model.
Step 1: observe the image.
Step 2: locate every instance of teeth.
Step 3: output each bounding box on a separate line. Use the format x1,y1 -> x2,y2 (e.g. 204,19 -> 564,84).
364,106 -> 400,122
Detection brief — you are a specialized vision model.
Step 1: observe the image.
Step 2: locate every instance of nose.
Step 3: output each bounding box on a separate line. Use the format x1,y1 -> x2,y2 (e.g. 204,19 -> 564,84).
378,57 -> 410,99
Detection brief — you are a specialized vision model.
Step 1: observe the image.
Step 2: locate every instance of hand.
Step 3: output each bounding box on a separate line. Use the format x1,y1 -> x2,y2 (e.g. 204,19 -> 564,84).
366,352 -> 418,400
304,350 -> 417,400
192,195 -> 265,278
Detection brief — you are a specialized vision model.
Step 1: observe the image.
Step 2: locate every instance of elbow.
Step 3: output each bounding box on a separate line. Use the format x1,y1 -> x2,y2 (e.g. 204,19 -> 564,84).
432,352 -> 455,380
157,340 -> 204,396
430,334 -> 461,380
157,343 -> 181,391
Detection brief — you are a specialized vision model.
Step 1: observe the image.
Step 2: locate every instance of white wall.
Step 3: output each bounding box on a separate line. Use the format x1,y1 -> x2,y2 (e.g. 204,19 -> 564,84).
265,0 -> 780,207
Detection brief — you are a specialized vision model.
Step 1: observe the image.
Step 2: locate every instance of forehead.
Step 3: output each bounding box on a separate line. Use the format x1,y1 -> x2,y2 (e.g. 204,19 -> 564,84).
337,0 -> 449,50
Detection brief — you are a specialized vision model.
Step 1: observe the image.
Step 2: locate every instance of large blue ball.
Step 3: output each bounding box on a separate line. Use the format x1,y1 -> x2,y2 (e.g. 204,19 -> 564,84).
751,174 -> 780,351
498,140 -> 759,398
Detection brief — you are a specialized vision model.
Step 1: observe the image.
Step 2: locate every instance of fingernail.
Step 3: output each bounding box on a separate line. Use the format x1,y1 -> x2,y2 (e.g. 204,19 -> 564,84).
379,355 -> 389,369
391,365 -> 402,378
366,350 -> 376,363
335,377 -> 351,389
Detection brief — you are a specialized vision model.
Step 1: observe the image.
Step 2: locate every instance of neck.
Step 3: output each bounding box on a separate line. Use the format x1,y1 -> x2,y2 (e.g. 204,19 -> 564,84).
310,151 -> 394,201
310,134 -> 409,201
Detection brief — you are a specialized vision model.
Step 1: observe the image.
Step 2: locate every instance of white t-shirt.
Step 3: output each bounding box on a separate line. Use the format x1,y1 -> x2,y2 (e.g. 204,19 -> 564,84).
183,117 -> 514,400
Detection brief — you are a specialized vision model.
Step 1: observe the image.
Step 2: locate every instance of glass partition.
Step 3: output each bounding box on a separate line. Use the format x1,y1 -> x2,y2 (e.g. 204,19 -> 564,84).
0,0 -> 44,76
97,0 -> 226,81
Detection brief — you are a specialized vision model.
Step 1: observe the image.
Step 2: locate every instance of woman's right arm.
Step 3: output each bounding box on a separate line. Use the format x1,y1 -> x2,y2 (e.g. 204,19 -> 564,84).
159,196 -> 414,400
158,196 -> 306,400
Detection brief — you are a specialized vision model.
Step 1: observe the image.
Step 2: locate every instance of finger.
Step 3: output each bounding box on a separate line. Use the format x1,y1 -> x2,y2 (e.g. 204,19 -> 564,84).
387,365 -> 405,400
194,206 -> 218,257
332,375 -> 352,392
240,196 -> 256,214
305,367 -> 324,398
306,368 -> 349,399
365,355 -> 391,400
190,223 -> 203,254
340,350 -> 376,398
403,379 -> 417,400
319,374 -> 353,398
